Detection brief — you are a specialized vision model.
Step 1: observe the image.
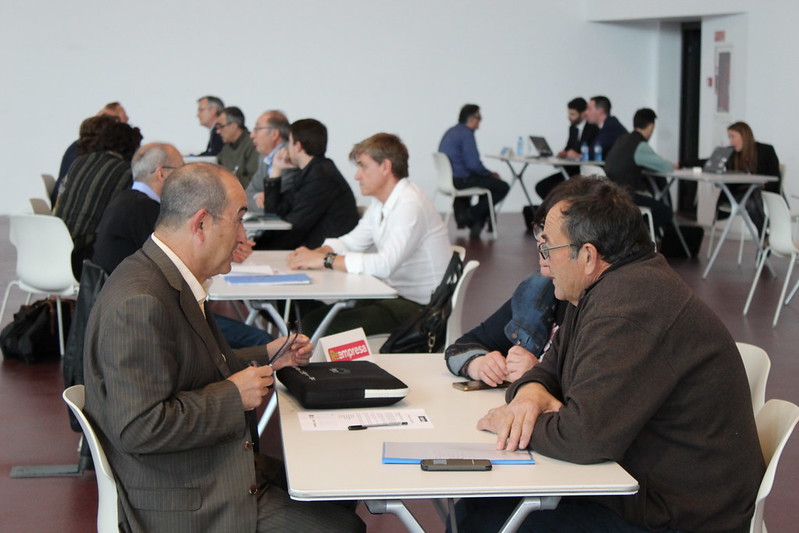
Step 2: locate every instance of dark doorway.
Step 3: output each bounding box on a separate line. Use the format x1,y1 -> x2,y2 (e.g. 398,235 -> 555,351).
678,22 -> 701,215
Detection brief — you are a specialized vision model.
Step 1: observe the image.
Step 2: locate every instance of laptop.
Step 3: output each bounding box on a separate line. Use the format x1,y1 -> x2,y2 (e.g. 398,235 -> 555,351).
703,146 -> 734,173
528,136 -> 554,158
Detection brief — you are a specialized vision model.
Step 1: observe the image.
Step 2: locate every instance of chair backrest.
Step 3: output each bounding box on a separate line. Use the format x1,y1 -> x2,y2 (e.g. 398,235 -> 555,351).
9,214 -> 78,292
451,245 -> 466,262
736,343 -> 771,415
62,385 -> 119,533
750,399 -> 799,533
433,152 -> 456,195
29,198 -> 53,215
445,260 -> 480,347
41,173 -> 56,200
761,192 -> 795,256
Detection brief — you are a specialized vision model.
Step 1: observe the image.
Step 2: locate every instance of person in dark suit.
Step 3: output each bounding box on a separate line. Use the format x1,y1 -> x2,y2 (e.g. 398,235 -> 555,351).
83,163 -> 364,533
197,95 -> 225,156
586,95 -> 628,159
717,121 -> 782,235
255,118 -> 359,250
534,97 -> 599,200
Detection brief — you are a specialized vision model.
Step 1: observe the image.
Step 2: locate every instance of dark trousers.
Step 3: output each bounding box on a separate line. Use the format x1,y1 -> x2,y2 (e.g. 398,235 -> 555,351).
451,498 -> 687,533
453,174 -> 510,227
632,193 -> 673,238
299,297 -> 422,337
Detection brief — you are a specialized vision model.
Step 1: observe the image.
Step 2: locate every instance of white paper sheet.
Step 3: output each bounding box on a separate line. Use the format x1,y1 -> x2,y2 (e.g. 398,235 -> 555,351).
297,408 -> 432,431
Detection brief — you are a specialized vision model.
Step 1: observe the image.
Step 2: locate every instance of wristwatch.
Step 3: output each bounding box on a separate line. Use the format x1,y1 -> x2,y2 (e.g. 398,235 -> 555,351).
323,252 -> 337,270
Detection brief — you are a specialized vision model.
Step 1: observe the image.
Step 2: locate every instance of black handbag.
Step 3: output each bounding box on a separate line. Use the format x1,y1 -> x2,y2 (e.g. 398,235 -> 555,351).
0,298 -> 74,364
380,251 -> 463,354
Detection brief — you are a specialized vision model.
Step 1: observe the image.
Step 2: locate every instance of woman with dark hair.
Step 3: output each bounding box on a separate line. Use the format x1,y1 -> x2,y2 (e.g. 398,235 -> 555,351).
717,121 -> 781,234
54,122 -> 143,277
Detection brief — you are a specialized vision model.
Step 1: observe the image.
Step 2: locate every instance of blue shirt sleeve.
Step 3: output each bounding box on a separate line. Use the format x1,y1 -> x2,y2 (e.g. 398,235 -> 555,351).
439,124 -> 491,178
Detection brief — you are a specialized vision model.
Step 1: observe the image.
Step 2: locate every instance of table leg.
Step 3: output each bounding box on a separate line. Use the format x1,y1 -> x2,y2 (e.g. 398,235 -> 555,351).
498,495 -> 561,533
501,160 -> 533,207
703,184 -> 760,279
365,500 -> 425,533
309,300 -> 355,345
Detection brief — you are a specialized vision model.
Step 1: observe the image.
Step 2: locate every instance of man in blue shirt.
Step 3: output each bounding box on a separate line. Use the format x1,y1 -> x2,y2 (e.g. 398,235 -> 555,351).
439,104 -> 509,238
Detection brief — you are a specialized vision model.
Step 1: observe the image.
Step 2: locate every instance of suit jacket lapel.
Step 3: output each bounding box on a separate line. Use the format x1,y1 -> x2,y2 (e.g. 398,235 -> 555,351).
142,239 -> 234,378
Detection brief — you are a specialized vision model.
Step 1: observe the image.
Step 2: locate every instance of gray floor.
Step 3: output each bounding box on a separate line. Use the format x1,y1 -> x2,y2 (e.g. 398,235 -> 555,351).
0,213 -> 797,532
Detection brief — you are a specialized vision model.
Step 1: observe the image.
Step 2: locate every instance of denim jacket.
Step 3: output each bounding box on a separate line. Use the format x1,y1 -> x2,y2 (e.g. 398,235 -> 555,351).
444,273 -> 557,377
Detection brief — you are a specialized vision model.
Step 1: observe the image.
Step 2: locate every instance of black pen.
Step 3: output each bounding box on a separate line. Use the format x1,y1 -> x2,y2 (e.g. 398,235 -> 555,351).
348,421 -> 408,431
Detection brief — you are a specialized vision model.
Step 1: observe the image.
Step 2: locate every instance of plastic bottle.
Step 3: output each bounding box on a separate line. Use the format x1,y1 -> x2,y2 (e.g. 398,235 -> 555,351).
594,142 -> 603,162
517,136 -> 524,156
580,142 -> 589,161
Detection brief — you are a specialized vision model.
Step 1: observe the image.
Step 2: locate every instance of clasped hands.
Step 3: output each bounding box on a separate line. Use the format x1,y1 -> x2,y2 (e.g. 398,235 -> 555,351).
467,345 -> 539,386
228,334 -> 313,410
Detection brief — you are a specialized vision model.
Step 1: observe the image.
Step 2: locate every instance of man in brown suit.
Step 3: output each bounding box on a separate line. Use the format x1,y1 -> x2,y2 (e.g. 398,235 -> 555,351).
83,163 -> 364,532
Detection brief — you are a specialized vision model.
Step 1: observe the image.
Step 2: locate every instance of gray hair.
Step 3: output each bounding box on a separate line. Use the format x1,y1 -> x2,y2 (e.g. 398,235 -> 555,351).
131,143 -> 172,182
222,106 -> 245,128
199,95 -> 224,113
264,110 -> 290,141
156,163 -> 228,230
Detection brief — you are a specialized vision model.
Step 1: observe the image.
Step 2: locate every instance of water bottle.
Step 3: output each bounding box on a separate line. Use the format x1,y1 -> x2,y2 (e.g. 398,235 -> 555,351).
594,142 -> 603,162
580,142 -> 589,161
517,136 -> 524,156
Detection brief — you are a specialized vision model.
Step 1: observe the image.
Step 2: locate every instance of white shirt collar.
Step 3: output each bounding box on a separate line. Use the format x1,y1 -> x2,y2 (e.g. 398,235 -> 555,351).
151,234 -> 209,314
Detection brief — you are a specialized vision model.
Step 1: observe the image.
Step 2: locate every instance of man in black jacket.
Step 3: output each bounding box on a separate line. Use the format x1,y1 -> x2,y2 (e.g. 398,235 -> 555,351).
255,119 -> 359,250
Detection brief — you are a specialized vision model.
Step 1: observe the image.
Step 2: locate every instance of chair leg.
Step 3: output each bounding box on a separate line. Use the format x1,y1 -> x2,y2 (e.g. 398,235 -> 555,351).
55,296 -> 66,356
786,276 -> 799,305
773,254 -> 797,327
485,192 -> 498,240
737,217 -> 745,265
743,246 -> 770,316
0,281 -> 21,327
708,208 -> 719,259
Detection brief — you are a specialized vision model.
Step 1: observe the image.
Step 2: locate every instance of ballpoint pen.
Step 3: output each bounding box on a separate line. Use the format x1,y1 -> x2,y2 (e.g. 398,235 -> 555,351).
348,421 -> 408,431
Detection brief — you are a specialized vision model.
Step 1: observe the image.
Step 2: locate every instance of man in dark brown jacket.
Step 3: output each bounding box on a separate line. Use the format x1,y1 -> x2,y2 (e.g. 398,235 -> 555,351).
458,177 -> 764,532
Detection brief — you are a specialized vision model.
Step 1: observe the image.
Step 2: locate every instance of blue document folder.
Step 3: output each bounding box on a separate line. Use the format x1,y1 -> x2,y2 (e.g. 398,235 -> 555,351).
382,442 -> 535,465
223,273 -> 311,285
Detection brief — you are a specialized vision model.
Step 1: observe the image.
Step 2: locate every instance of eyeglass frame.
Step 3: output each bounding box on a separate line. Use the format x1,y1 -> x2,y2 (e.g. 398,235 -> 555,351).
214,122 -> 233,130
538,241 -> 577,260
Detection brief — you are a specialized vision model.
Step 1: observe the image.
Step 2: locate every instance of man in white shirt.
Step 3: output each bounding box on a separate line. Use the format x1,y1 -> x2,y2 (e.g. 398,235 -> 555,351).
288,133 -> 452,336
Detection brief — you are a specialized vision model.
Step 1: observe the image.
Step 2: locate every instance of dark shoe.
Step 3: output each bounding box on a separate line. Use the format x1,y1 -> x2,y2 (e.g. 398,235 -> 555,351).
453,199 -> 470,229
469,221 -> 483,239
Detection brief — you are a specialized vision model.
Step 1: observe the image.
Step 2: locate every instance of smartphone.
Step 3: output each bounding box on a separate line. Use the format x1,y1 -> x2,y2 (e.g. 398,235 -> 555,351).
421,459 -> 492,471
452,380 -> 510,391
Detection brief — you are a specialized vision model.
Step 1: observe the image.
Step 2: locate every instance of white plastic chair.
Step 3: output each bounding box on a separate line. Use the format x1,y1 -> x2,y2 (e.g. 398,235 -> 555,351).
750,399 -> 799,533
742,192 -> 799,326
0,214 -> 80,354
433,152 -> 498,240
638,206 -> 656,243
444,260 -> 480,347
736,342 -> 771,415
29,197 -> 53,215
41,173 -> 56,203
62,385 -> 119,533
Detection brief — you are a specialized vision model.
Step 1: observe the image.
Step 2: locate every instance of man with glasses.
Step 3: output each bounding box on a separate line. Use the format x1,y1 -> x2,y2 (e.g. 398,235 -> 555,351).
83,163 -> 364,533
197,95 -> 225,156
438,103 -> 509,238
245,110 -> 299,213
216,106 -> 260,189
456,177 -> 764,532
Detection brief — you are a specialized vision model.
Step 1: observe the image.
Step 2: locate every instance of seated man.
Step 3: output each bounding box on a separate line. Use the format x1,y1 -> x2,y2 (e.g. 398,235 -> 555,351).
196,95 -> 225,156
83,163 -> 364,533
288,133 -> 451,336
216,106 -> 260,189
255,118 -> 359,250
245,110 -> 299,213
604,108 -> 677,237
456,177 -> 764,532
438,104 -> 509,238
586,95 -> 628,158
92,143 -> 271,348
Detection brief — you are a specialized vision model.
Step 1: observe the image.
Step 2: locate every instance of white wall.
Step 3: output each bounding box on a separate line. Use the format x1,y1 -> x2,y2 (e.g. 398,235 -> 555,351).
0,0 -> 662,215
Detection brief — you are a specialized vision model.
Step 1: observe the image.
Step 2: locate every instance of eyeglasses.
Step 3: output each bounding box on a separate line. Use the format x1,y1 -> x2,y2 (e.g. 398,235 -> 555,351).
268,324 -> 298,366
214,122 -> 232,130
538,242 -> 576,260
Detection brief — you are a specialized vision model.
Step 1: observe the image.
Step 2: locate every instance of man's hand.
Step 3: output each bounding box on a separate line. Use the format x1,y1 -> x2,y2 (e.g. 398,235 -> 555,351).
491,171 -> 501,180
270,147 -> 295,176
505,345 -> 539,382
288,246 -> 327,270
232,239 -> 255,263
255,192 -> 265,209
467,352 -> 507,386
227,365 -> 274,410
564,149 -> 580,159
269,334 -> 313,370
477,382 -> 563,451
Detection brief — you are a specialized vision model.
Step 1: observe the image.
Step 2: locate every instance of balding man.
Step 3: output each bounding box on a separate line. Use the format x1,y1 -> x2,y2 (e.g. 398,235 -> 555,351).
216,106 -> 260,189
83,163 -> 364,533
92,143 -> 184,272
245,110 -> 298,213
